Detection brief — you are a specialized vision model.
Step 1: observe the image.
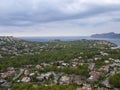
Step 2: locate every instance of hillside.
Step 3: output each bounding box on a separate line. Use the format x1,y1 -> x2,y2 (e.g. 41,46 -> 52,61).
0,36 -> 45,57
0,36 -> 117,58
91,32 -> 120,39
0,36 -> 120,90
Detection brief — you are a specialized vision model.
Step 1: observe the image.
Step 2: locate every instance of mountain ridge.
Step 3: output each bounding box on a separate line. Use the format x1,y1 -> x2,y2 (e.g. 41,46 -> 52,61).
91,32 -> 120,39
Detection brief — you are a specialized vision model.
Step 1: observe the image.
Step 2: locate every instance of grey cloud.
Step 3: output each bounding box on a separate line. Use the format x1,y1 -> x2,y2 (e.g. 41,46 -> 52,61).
112,18 -> 120,22
0,0 -> 120,26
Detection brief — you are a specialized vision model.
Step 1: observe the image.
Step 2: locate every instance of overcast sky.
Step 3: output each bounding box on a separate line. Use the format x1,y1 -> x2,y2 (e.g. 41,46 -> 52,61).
0,0 -> 120,36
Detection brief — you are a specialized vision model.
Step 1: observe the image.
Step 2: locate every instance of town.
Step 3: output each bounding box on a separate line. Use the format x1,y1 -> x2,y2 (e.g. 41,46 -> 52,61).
0,37 -> 120,90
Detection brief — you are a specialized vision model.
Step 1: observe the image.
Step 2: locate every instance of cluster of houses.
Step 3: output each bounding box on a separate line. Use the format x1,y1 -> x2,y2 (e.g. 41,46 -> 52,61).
0,37 -> 119,90
0,55 -> 120,90
0,36 -> 48,58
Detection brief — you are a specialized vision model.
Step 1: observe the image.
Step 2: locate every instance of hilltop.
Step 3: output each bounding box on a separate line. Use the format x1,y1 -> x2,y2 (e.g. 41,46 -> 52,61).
0,36 -> 45,57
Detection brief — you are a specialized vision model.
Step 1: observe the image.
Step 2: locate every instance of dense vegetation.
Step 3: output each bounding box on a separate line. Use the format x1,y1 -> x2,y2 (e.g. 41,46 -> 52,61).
11,83 -> 76,90
109,73 -> 120,88
0,39 -> 116,71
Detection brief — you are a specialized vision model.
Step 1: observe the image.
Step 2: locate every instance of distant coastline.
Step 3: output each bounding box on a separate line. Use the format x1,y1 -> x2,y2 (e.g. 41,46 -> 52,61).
91,32 -> 120,39
19,36 -> 120,46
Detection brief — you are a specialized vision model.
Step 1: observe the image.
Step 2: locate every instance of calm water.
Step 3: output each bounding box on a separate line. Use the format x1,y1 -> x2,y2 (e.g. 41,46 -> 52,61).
19,36 -> 120,46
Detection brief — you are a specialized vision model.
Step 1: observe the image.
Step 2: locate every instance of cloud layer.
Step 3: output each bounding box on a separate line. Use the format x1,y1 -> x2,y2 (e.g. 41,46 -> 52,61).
0,0 -> 120,36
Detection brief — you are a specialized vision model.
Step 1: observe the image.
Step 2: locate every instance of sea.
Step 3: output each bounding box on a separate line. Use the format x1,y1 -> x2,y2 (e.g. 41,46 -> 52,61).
19,36 -> 120,46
